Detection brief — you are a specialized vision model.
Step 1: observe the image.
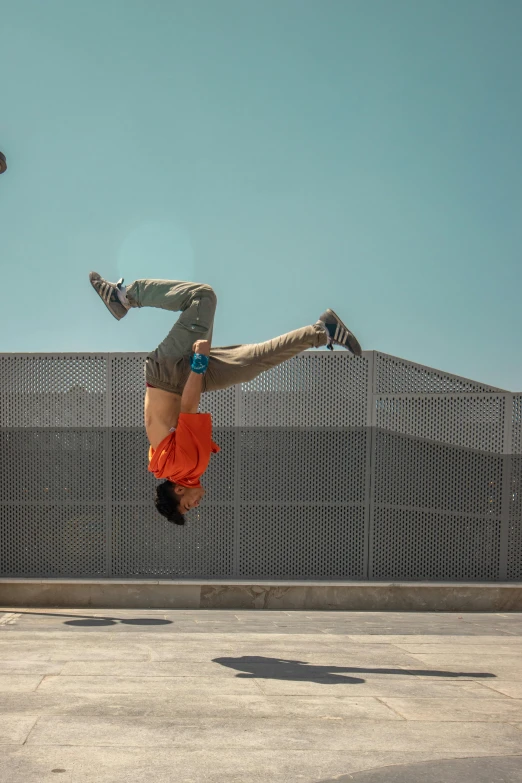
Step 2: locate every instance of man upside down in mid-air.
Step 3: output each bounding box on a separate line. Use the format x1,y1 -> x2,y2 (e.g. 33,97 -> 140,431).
89,272 -> 362,526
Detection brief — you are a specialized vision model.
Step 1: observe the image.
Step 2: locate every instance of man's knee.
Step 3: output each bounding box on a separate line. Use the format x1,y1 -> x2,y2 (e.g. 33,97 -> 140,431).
198,284 -> 217,306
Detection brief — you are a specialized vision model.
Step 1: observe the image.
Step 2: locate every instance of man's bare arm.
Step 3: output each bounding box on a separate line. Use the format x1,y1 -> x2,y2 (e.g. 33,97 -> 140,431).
180,371 -> 204,414
180,339 -> 211,414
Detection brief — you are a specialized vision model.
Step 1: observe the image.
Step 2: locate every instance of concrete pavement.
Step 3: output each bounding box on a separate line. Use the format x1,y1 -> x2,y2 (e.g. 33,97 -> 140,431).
0,608 -> 521,782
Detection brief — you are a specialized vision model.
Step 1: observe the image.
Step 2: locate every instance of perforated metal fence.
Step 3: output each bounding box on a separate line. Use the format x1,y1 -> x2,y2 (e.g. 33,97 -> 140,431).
0,352 -> 520,581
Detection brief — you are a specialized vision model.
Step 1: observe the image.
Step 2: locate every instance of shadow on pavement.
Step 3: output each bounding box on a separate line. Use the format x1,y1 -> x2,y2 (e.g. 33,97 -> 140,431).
213,655 -> 497,683
64,618 -> 172,626
316,755 -> 522,783
1,610 -> 172,626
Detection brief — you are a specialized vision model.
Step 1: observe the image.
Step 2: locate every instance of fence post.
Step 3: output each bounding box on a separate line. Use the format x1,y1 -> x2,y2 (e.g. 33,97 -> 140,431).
233,382 -> 242,578
366,351 -> 376,581
499,393 -> 513,581
104,354 -> 113,579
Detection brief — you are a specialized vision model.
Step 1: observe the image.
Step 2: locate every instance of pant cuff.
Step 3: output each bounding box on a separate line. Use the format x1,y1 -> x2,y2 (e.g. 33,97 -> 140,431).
125,281 -> 140,308
313,321 -> 329,347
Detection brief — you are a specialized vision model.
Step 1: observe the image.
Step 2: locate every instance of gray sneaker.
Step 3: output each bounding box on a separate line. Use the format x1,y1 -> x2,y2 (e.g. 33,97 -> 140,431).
318,309 -> 362,356
89,272 -> 129,321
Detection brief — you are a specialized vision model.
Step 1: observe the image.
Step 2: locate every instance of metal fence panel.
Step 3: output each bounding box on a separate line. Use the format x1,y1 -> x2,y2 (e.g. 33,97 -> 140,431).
0,355 -> 107,428
371,507 -> 501,581
238,505 -> 366,579
513,395 -> 522,455
0,504 -> 106,577
1,428 -> 105,505
374,353 -> 506,394
240,352 -> 368,427
369,369 -> 514,580
111,504 -> 235,579
374,393 -> 506,453
508,456 -> 522,580
507,395 -> 522,579
0,352 -> 519,581
237,352 -> 369,579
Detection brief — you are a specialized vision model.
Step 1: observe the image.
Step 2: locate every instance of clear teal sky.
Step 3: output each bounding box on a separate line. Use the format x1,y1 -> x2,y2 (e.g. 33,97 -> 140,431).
1,0 -> 521,390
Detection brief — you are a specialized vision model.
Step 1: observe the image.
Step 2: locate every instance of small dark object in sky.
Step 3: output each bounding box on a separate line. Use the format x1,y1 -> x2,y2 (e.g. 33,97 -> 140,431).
0,152 -> 6,174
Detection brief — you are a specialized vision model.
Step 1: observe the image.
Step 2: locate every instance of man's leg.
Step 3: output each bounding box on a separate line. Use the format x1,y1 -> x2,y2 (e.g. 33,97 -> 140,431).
89,273 -> 217,344
125,279 -> 217,393
126,279 -> 217,346
204,322 -> 328,392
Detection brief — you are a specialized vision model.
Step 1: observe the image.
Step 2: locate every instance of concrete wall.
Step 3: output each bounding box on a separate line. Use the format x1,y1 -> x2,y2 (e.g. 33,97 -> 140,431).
1,579 -> 521,612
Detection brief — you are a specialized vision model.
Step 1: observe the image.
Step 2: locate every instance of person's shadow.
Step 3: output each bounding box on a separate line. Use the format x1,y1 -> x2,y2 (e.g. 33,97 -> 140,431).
212,655 -> 496,684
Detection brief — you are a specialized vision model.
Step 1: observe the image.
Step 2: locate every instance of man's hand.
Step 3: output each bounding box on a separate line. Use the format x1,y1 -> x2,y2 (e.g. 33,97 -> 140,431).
192,339 -> 211,356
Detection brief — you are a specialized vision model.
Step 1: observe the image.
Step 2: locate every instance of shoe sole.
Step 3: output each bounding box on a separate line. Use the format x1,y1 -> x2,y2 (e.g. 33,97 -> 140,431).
325,308 -> 362,357
89,272 -> 126,321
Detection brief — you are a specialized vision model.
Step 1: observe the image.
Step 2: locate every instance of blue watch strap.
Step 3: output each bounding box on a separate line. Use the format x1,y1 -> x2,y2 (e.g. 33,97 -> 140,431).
191,353 -> 209,374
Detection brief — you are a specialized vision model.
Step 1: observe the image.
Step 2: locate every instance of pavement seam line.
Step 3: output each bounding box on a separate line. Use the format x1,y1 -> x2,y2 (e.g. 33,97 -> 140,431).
373,697 -> 408,720
472,681 -> 519,700
251,678 -> 268,695
35,674 -> 54,691
21,716 -> 40,746
33,675 -> 46,691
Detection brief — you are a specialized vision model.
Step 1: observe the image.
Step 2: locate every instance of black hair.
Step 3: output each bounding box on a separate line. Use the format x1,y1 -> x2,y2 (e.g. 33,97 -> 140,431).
154,480 -> 185,526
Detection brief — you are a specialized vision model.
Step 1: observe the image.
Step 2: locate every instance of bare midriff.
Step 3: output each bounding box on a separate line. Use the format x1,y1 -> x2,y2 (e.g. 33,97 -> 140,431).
144,385 -> 182,449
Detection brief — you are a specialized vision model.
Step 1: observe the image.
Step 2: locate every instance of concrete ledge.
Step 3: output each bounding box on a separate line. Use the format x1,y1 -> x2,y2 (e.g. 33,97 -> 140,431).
1,579 -> 521,611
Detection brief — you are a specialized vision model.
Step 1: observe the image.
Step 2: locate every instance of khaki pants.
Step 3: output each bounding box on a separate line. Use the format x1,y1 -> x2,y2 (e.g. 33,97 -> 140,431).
126,279 -> 328,395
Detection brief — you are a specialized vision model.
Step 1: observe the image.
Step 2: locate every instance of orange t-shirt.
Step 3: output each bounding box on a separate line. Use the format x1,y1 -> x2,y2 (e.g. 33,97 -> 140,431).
148,413 -> 220,488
